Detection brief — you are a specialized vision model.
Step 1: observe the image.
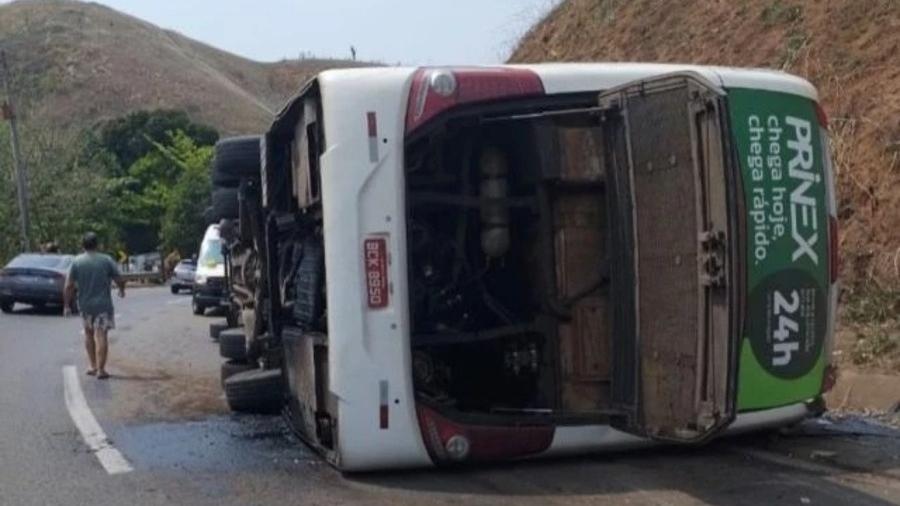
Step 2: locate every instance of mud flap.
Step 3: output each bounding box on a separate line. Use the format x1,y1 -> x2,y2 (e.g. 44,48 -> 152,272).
601,73 -> 739,443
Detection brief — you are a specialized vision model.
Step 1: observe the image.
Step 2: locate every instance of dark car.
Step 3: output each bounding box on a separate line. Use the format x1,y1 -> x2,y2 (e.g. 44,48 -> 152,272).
0,254 -> 74,314
170,259 -> 196,294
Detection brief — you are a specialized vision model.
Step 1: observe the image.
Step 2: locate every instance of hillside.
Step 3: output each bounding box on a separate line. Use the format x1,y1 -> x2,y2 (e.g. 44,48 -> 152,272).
512,0 -> 900,381
512,0 -> 900,293
0,0 -> 365,134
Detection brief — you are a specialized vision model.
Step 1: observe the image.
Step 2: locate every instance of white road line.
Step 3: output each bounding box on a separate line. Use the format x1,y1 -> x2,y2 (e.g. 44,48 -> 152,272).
62,366 -> 134,475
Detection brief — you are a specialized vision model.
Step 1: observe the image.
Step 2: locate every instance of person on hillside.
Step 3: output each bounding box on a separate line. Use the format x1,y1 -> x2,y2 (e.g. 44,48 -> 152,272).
63,232 -> 126,380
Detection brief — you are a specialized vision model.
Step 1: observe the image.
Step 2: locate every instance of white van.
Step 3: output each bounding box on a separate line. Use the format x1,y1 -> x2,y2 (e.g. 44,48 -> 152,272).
228,63 -> 838,471
192,224 -> 226,315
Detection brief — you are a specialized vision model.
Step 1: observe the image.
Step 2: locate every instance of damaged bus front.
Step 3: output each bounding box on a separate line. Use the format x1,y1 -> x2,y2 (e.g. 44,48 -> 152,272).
402,68 -> 836,465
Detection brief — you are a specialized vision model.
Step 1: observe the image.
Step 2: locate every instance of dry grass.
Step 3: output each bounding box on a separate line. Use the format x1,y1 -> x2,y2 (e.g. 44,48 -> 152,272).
0,0 -> 366,134
511,0 -> 900,292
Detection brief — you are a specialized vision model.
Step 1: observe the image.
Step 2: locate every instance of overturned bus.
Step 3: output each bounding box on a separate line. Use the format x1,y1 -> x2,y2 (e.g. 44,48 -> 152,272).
214,63 -> 839,471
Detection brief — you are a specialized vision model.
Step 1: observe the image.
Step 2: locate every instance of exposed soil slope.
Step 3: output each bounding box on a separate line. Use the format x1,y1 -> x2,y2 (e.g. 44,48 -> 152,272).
512,0 -> 900,387
511,0 -> 900,293
0,0 -> 366,134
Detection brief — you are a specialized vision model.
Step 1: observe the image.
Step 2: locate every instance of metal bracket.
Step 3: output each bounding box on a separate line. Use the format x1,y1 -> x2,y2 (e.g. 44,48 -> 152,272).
699,229 -> 727,287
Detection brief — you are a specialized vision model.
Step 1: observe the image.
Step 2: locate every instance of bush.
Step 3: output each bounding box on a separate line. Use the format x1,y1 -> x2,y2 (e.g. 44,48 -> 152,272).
851,329 -> 899,366
845,283 -> 900,324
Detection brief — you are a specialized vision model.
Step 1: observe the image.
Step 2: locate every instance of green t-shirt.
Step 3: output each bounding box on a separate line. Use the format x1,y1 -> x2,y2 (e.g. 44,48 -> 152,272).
68,252 -> 120,315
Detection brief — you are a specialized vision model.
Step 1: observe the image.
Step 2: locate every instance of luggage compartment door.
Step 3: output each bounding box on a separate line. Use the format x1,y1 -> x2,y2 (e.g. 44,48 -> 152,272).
602,73 -> 740,443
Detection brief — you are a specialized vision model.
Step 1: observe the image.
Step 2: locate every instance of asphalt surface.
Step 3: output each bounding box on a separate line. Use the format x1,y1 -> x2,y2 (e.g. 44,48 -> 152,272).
0,286 -> 898,506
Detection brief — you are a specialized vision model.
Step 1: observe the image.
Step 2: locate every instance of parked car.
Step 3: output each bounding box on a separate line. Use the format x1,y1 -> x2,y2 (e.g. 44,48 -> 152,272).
215,63 -> 838,471
0,254 -> 75,314
126,251 -> 162,273
170,259 -> 196,294
192,225 -> 226,315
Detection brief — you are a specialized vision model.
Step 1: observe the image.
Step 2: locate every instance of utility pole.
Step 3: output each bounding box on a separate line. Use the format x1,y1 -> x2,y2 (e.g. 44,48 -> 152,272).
1,50 -> 30,251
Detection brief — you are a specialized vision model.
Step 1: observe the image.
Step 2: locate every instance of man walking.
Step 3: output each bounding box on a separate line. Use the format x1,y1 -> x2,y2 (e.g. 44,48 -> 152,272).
64,232 -> 126,379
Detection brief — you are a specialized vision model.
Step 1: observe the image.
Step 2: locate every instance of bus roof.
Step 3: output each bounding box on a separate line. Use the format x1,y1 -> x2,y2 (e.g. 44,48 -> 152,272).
311,62 -> 817,100
269,63 -> 818,141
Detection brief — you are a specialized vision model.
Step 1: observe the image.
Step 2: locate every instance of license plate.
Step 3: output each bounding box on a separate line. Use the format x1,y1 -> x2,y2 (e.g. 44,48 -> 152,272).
364,237 -> 389,309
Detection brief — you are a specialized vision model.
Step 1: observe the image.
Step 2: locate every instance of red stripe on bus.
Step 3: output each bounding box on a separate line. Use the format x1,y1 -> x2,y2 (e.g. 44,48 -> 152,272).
367,112 -> 377,138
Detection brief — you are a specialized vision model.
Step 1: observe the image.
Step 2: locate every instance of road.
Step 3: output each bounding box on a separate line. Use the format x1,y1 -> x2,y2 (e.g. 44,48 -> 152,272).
0,286 -> 898,506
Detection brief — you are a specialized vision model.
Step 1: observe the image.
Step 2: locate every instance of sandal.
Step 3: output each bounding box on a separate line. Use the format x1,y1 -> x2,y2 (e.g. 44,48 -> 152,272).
86,369 -> 97,376
97,371 -> 110,380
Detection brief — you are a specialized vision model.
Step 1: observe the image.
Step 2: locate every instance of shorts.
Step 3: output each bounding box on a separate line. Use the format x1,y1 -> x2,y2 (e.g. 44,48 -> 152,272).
82,312 -> 115,332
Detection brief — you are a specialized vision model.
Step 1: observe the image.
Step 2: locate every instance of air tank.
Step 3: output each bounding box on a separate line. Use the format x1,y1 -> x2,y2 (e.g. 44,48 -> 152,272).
479,146 -> 510,258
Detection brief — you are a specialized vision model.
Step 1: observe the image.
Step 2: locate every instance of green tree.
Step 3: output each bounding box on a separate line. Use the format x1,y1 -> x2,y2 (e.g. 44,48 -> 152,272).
87,110 -> 218,254
0,109 -> 218,264
106,140 -> 182,254
0,124 -> 119,262
154,132 -> 213,256
92,110 -> 218,176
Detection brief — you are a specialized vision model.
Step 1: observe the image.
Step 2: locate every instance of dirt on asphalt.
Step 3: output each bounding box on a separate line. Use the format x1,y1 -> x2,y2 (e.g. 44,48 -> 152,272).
85,289 -> 229,423
28,286 -> 899,506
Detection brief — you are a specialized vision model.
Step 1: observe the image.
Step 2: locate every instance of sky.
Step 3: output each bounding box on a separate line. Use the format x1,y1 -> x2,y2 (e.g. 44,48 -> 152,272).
30,0 -> 560,65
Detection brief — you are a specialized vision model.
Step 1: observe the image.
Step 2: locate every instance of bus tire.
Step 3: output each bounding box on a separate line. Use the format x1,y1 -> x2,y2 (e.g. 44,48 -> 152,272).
224,369 -> 283,414
209,321 -> 230,340
212,136 -> 261,187
219,328 -> 247,361
220,360 -> 255,386
212,187 -> 239,220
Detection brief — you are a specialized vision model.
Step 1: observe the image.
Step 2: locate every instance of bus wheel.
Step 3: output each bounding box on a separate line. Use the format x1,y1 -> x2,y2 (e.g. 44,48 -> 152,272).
220,360 -> 255,386
224,369 -> 283,414
209,321 -> 230,340
219,328 -> 247,361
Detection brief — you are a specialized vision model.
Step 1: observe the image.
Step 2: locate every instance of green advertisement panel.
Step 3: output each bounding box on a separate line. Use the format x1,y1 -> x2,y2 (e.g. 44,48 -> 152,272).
727,88 -> 829,411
